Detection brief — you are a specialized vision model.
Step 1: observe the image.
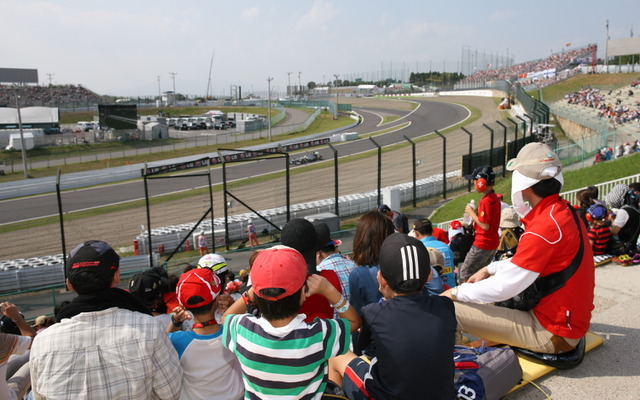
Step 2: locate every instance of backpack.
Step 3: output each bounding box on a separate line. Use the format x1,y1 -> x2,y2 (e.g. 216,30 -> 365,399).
454,345 -> 522,400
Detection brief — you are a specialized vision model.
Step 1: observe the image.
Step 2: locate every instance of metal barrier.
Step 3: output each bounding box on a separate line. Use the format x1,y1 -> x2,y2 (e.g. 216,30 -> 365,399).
134,170 -> 465,255
0,254 -> 159,295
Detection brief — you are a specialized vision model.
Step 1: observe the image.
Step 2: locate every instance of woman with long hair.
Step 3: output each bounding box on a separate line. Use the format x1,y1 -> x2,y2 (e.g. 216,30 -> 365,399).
348,211 -> 395,314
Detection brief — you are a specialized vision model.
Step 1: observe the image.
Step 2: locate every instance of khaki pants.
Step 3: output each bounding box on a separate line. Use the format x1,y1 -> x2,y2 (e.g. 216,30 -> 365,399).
454,302 -> 579,353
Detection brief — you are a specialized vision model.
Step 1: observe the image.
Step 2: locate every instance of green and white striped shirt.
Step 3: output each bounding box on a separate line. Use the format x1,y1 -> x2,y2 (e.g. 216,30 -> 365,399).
223,313 -> 350,400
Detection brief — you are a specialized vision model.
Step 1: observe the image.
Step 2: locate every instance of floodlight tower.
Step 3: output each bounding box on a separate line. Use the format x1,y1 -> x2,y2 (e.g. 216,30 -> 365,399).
267,77 -> 273,142
287,72 -> 292,97
169,72 -> 178,93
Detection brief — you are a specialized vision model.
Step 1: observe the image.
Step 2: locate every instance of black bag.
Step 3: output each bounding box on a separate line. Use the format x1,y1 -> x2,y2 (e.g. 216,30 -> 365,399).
496,206 -> 584,311
606,238 -> 630,256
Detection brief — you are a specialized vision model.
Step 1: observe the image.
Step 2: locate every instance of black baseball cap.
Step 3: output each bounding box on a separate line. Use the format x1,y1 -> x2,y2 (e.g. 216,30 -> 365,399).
379,233 -> 430,293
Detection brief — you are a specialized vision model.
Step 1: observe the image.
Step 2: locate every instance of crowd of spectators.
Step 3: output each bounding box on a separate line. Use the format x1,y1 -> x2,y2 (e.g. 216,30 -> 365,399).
0,84 -> 103,107
459,44 -> 597,88
3,153 -> 637,398
564,81 -> 640,128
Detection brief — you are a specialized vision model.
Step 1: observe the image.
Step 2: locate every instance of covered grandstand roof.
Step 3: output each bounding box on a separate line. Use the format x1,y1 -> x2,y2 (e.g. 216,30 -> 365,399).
0,107 -> 59,124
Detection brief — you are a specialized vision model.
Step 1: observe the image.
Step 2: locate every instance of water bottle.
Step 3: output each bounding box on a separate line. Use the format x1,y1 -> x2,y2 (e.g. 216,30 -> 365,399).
463,199 -> 476,226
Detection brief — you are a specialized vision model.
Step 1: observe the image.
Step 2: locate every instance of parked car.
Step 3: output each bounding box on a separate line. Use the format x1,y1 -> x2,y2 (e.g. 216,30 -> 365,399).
214,121 -> 227,130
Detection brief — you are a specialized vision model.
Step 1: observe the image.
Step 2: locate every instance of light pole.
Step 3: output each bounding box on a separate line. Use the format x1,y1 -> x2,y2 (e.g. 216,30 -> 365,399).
157,75 -> 161,99
298,71 -> 302,96
287,72 -> 292,97
267,77 -> 273,141
15,94 -> 29,178
169,72 -> 177,93
334,74 -> 340,119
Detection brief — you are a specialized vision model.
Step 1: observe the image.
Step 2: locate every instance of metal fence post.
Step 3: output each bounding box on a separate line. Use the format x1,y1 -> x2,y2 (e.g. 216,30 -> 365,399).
434,130 -> 446,199
461,127 -> 473,192
516,115 -> 527,142
328,144 -> 340,216
369,137 -> 382,206
403,135 -> 417,207
482,123 -> 495,167
507,117 -> 518,154
495,121 -> 508,177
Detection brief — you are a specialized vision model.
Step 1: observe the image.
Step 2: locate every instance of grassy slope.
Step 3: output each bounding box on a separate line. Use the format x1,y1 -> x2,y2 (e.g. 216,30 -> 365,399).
430,152 -> 639,223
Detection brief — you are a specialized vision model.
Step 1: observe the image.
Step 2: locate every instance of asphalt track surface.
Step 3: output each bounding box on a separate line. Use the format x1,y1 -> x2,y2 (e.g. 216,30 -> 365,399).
0,96 -> 509,261
0,99 -> 468,225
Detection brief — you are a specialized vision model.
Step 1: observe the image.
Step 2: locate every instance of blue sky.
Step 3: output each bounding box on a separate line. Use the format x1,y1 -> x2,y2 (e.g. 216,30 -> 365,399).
1,0 -> 638,97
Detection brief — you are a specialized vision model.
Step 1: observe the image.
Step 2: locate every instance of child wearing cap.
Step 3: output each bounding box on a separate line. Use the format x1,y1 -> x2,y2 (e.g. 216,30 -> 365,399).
197,253 -> 241,323
221,245 -> 361,399
329,233 -> 456,400
586,204 -> 611,256
168,268 -> 244,400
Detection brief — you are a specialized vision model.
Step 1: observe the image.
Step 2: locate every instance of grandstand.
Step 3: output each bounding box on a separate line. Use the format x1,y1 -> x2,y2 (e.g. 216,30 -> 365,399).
457,44 -> 598,89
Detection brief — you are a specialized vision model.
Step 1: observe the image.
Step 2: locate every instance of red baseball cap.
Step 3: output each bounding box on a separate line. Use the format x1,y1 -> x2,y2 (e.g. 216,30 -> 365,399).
176,268 -> 222,309
251,245 -> 307,300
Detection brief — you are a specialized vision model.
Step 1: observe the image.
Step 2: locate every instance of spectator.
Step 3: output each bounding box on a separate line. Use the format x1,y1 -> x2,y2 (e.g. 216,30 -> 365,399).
448,220 -> 474,267
348,211 -> 395,315
329,234 -> 456,400
1,333 -> 32,400
576,188 -> 595,228
221,246 -> 360,399
129,269 -> 172,328
586,204 -> 611,256
197,253 -> 239,323
281,218 -> 343,322
198,231 -> 209,256
459,166 -> 501,283
609,184 -> 640,254
245,219 -> 260,248
30,240 -> 182,399
168,268 -> 243,400
442,143 -> 595,355
495,206 -> 524,260
378,204 -> 409,233
411,218 -> 456,292
313,221 -> 357,301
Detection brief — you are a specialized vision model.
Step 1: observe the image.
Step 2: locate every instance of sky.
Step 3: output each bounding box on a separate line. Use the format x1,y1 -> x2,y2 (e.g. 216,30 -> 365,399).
1,0 -> 638,97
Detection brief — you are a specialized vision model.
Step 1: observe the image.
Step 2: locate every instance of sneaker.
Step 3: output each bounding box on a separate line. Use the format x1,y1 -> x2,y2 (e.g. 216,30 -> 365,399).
613,254 -> 632,266
632,253 -> 640,265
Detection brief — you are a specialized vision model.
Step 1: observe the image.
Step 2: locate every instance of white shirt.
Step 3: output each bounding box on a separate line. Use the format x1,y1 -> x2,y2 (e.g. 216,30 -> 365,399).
1,335 -> 31,400
456,258 -> 539,304
30,307 -> 183,400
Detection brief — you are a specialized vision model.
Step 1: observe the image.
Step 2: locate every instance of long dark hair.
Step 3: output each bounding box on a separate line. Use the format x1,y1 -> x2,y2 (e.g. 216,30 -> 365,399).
351,211 -> 395,267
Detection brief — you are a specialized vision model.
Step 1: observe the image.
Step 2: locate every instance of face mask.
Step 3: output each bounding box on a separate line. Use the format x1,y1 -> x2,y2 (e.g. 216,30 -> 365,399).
511,189 -> 531,218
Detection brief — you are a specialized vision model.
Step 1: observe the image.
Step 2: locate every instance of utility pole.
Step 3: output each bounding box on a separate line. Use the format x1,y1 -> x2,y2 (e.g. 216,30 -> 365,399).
169,72 -> 178,93
46,73 -> 55,85
605,20 -> 610,71
157,75 -> 161,98
267,77 -> 273,142
287,72 -> 292,97
15,94 -> 29,178
334,74 -> 340,120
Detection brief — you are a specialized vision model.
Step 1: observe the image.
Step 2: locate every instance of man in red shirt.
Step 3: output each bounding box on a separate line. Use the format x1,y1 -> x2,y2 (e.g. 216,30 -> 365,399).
459,166 -> 501,283
442,143 -> 595,355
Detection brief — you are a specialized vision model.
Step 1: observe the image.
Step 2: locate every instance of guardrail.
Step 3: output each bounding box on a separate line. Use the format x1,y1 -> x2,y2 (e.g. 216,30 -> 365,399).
0,254 -> 159,295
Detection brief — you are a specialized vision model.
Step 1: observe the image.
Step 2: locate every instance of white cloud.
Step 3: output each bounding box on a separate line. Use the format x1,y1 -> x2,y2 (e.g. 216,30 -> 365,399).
295,0 -> 339,31
242,7 -> 259,21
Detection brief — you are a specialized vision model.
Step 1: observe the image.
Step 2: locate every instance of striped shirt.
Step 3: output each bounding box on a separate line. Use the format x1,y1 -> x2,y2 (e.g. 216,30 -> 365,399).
587,224 -> 611,255
223,313 -> 350,400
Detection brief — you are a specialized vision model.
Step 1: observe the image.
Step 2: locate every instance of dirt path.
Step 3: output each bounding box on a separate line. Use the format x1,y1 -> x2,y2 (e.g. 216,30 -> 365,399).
1,96 -> 505,260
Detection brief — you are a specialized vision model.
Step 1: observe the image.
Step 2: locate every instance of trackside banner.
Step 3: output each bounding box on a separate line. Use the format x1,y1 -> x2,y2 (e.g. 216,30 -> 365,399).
143,137 -> 330,176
